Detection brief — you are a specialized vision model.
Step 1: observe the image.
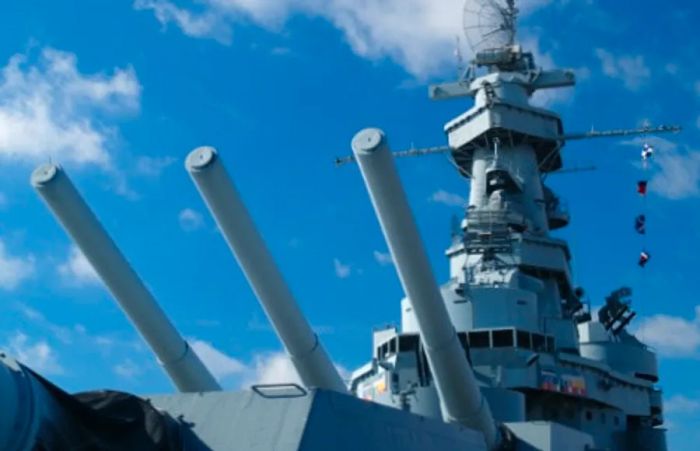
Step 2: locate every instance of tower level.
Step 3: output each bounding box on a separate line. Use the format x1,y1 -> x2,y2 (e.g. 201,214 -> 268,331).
350,2 -> 669,450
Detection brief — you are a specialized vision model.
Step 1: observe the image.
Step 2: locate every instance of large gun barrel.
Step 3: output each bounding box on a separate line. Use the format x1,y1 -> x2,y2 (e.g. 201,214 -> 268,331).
31,164 -> 220,393
351,128 -> 499,449
185,147 -> 346,393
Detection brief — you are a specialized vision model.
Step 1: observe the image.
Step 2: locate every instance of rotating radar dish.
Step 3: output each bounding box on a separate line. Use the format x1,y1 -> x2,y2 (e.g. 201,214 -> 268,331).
463,0 -> 519,54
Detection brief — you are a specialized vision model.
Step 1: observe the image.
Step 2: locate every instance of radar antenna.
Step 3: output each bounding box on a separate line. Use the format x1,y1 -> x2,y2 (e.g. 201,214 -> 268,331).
463,0 -> 519,54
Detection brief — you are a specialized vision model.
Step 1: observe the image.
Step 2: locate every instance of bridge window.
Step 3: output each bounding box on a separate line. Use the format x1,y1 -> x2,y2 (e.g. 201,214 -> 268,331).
469,331 -> 490,348
398,335 -> 419,352
492,329 -> 514,347
532,333 -> 545,352
517,330 -> 531,349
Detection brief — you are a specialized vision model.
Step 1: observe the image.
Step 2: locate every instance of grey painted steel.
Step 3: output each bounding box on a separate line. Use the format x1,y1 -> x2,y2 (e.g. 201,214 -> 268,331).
31,164 -> 220,393
505,422 -> 594,450
185,147 -> 346,393
351,128 -> 499,449
149,388 -> 487,451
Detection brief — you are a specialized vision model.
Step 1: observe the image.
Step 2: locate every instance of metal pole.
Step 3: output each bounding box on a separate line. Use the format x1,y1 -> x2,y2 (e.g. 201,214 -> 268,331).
185,147 -> 346,393
351,128 -> 499,449
31,164 -> 220,393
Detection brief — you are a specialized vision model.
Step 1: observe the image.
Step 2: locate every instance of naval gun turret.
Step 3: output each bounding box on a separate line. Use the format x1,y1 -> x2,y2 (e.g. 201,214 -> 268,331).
0,1 -> 677,450
1,150 -> 489,451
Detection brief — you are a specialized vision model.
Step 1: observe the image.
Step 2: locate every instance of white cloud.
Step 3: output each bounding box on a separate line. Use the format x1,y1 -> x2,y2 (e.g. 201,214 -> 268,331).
373,250 -> 393,266
58,245 -> 100,286
0,48 -> 140,167
634,306 -> 700,358
190,338 -> 299,386
135,0 -> 554,78
241,351 -> 349,388
242,351 -> 302,386
113,358 -> 142,379
664,63 -> 678,75
430,189 -> 466,207
594,48 -> 650,91
178,208 -> 204,231
134,0 -> 233,44
186,339 -> 304,387
622,137 -> 700,200
0,239 -> 35,290
651,149 -> 700,199
333,258 -> 351,278
191,338 -> 247,381
134,155 -> 176,177
4,332 -> 63,375
16,302 -> 74,344
665,395 -> 700,414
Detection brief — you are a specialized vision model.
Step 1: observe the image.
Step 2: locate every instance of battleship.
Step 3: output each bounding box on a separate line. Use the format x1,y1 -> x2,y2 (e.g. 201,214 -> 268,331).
0,1 -> 679,450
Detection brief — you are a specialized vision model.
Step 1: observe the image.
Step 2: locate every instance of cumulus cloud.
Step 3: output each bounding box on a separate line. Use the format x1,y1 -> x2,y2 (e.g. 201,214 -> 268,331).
134,155 -> 176,177
4,332 -> 64,375
594,48 -> 650,91
190,340 -> 310,387
135,0 -> 554,78
0,239 -> 35,290
651,150 -> 700,199
0,48 -> 140,167
430,189 -> 466,207
16,302 -> 75,345
189,338 -> 350,388
665,395 -> 700,414
113,358 -> 143,379
134,0 -> 233,44
622,137 -> 700,200
333,258 -> 351,278
634,306 -> 700,358
191,338 -> 247,381
178,208 -> 204,231
242,351 -> 302,386
373,250 -> 393,266
58,245 -> 100,286
240,351 -> 349,388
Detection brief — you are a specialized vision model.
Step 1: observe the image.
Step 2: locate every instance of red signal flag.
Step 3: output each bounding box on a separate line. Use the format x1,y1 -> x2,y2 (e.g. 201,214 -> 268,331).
637,180 -> 648,196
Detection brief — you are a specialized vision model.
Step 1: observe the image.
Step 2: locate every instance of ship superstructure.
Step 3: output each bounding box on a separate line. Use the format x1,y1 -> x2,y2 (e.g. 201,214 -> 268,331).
0,1 -> 672,450
348,2 -> 668,449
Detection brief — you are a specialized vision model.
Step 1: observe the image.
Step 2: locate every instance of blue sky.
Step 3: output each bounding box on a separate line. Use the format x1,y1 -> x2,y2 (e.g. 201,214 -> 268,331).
0,0 -> 698,448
